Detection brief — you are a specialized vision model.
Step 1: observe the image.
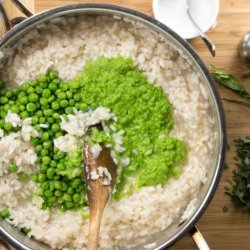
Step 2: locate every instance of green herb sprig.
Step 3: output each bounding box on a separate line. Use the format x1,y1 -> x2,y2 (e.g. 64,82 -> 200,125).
211,65 -> 250,106
225,137 -> 250,210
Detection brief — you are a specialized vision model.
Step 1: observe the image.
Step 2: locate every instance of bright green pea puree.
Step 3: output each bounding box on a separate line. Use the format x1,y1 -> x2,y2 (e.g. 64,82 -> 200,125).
69,57 -> 185,200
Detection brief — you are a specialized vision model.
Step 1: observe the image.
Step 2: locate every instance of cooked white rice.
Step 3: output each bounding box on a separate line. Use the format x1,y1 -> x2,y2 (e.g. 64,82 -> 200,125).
0,15 -> 215,249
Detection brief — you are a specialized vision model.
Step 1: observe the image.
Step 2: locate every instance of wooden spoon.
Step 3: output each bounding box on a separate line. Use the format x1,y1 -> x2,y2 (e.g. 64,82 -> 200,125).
84,145 -> 117,250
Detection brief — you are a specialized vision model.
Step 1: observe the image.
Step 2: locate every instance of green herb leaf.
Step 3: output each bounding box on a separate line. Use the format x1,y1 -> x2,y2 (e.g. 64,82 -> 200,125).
222,205 -> 229,213
211,65 -> 250,98
224,99 -> 250,108
226,137 -> 250,210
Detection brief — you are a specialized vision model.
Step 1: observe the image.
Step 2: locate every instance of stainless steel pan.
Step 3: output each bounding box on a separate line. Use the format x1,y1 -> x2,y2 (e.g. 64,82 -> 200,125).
0,1 -> 226,250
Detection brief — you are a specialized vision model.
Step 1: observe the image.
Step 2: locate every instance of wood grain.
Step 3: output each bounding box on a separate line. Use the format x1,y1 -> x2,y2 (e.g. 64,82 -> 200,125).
2,0 -> 250,249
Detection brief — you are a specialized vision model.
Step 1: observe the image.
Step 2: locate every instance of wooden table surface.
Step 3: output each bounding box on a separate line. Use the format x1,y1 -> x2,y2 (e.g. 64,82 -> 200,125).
2,0 -> 250,249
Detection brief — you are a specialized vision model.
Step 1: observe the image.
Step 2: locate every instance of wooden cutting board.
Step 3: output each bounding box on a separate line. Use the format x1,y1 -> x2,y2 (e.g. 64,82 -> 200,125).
2,0 -> 250,249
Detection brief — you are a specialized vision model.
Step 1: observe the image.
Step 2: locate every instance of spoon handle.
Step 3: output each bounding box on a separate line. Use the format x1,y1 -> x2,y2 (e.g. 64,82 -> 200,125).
190,226 -> 210,250
87,202 -> 106,250
187,9 -> 216,57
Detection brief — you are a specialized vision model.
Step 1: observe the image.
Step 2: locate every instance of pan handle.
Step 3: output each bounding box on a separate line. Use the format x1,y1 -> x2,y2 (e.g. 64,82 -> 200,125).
0,0 -> 33,32
190,226 -> 210,250
11,0 -> 33,17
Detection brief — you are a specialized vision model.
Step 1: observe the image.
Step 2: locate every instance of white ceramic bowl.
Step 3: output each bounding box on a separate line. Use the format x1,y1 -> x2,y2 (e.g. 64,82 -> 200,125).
153,0 -> 220,40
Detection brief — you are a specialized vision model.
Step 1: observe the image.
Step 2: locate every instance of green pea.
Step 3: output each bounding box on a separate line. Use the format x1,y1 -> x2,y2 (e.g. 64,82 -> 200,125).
0,208 -> 10,219
4,123 -> 13,131
17,91 -> 25,98
59,99 -> 68,108
61,182 -> 68,191
48,95 -> 55,103
41,149 -> 49,156
42,89 -> 51,98
38,173 -> 46,183
48,130 -> 54,137
70,81 -> 80,90
31,174 -> 38,182
47,196 -> 56,204
19,105 -> 25,111
20,111 -> 29,119
35,86 -> 43,94
40,97 -> 48,106
5,91 -> 13,99
48,82 -> 57,91
60,84 -> 69,92
46,168 -> 55,180
55,89 -> 61,95
56,163 -> 65,171
44,109 -> 53,117
31,137 -> 39,145
3,104 -> 11,112
55,190 -> 62,197
40,164 -> 48,174
65,107 -> 73,114
63,193 -> 72,202
35,110 -> 43,117
41,132 -> 49,141
73,193 -> 81,203
55,131 -> 63,138
66,91 -> 73,99
52,113 -> 60,120
35,145 -> 43,152
19,172 -> 29,181
38,75 -> 47,83
69,99 -> 75,107
51,101 -> 60,110
0,119 -> 4,128
74,94 -> 81,102
42,156 -> 51,165
72,178 -> 81,188
11,87 -> 20,96
0,89 -> 7,96
22,82 -> 30,91
28,93 -> 39,103
50,182 -> 55,191
54,181 -> 62,190
10,105 -> 20,113
44,189 -> 53,198
51,123 -> 60,132
26,103 -> 36,112
21,227 -> 31,235
9,164 -> 18,173
34,124 -> 41,131
67,187 -> 74,195
57,92 -> 66,100
60,205 -> 67,212
30,80 -> 37,87
39,117 -> 46,124
65,201 -> 73,208
50,160 -> 57,168
0,96 -> 8,104
47,117 -> 54,124
54,175 -> 60,181
49,71 -> 58,80
31,116 -> 39,125
0,110 -> 7,119
43,141 -> 52,150
40,82 -> 48,89
41,182 -> 49,190
79,103 -> 87,111
27,86 -> 35,94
